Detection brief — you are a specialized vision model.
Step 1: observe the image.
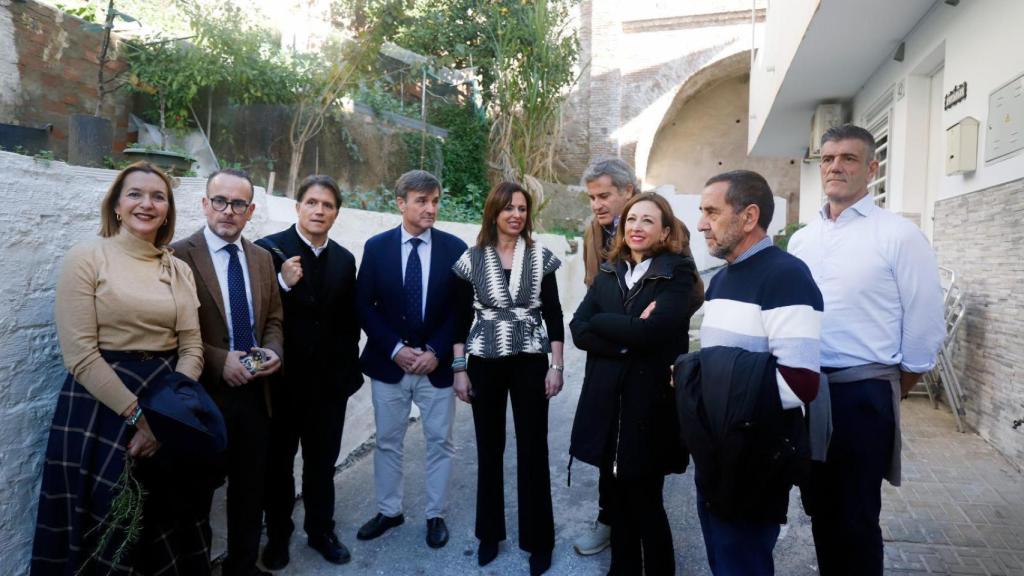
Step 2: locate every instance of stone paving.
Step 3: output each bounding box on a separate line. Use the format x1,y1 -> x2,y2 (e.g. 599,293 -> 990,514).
207,334 -> 1024,575
882,400 -> 1024,576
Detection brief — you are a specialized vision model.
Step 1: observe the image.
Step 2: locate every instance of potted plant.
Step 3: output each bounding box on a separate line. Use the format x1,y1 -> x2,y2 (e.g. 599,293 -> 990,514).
123,35 -> 210,173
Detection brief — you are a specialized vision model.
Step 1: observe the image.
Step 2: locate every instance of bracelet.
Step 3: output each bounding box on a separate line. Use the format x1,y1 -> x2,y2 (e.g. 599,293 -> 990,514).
550,363 -> 563,372
126,406 -> 143,427
451,356 -> 467,372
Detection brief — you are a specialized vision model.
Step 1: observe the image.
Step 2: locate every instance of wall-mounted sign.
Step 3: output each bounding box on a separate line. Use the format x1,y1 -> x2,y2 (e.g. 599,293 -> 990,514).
944,82 -> 967,110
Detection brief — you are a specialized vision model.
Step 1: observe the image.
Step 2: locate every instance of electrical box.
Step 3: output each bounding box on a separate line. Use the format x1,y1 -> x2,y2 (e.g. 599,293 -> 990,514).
808,103 -> 845,157
946,117 -> 979,175
986,73 -> 1024,162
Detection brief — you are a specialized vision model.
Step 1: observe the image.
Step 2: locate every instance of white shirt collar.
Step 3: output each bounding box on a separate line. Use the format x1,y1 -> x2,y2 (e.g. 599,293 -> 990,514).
204,225 -> 243,254
624,257 -> 652,290
400,225 -> 432,245
819,193 -> 877,221
295,226 -> 328,256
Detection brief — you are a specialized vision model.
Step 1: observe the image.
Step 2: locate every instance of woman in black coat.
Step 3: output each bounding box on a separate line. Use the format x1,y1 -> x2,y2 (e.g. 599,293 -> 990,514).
570,192 -> 698,575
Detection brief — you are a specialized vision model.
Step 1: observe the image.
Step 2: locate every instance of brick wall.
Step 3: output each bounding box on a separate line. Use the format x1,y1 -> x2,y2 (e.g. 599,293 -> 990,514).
2,1 -> 132,159
932,178 -> 1024,470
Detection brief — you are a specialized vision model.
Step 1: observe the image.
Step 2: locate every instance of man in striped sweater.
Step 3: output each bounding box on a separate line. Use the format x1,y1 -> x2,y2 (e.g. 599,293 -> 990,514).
696,170 -> 823,575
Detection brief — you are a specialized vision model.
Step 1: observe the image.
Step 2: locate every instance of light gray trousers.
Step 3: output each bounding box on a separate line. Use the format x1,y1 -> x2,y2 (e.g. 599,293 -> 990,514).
371,374 -> 456,518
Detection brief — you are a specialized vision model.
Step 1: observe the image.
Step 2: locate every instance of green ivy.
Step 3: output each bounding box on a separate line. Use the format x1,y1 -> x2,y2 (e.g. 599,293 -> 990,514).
775,222 -> 806,252
429,101 -> 489,201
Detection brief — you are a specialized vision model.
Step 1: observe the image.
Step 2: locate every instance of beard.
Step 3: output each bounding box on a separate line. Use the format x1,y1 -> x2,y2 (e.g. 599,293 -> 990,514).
707,220 -> 744,260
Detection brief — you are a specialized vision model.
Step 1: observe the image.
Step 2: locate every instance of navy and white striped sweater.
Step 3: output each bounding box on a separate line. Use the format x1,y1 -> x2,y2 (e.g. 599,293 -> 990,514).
700,241 -> 824,408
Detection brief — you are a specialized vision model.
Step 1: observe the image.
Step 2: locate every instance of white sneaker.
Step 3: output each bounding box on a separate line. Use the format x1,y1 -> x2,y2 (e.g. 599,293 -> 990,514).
573,520 -> 611,555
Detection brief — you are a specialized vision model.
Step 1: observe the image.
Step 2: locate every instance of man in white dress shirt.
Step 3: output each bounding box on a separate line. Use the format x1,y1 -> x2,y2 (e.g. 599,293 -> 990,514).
789,124 -> 944,576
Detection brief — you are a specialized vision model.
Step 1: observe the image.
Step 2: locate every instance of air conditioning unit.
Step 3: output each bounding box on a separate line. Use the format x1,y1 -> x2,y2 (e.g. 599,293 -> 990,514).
808,103 -> 846,157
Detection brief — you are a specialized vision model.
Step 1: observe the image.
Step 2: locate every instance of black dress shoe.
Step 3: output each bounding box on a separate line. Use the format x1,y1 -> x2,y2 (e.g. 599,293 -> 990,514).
478,540 -> 499,567
357,513 -> 405,540
529,550 -> 552,576
307,532 -> 351,565
260,540 -> 290,571
426,517 -> 449,548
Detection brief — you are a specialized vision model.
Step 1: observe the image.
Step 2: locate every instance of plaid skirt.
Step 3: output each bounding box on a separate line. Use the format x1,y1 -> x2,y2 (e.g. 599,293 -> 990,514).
31,351 -> 212,576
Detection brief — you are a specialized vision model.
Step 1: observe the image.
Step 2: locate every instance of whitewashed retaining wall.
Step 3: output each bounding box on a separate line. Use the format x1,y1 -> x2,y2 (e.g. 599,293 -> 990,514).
0,151 -> 584,574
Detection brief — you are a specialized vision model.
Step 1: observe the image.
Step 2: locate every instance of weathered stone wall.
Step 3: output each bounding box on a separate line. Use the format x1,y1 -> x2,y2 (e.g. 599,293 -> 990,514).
0,151 -> 584,573
932,178 -> 1024,470
1,0 -> 132,158
558,0 -> 771,186
206,103 -> 421,196
645,74 -> 800,224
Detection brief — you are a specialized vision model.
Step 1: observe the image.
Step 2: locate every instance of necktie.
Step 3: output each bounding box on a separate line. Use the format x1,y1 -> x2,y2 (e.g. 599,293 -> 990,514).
404,238 -> 424,339
224,244 -> 255,351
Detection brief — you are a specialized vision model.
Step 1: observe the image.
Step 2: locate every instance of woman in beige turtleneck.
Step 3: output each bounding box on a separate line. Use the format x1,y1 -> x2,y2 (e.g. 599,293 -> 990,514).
31,162 -> 209,576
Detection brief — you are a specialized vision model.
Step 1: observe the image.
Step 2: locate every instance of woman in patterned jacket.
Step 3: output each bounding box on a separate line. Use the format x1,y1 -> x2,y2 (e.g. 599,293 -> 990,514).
452,181 -> 564,576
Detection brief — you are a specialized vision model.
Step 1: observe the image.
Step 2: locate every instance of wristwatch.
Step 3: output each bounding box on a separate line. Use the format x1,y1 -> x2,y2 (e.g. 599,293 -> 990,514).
126,406 -> 143,426
549,363 -> 563,372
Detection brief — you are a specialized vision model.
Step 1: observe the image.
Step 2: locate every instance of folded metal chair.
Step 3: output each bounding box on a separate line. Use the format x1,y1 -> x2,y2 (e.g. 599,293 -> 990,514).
921,266 -> 968,432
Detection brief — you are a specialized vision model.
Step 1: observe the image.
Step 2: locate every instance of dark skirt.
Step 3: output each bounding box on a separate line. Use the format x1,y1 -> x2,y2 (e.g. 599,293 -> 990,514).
31,351 -> 212,576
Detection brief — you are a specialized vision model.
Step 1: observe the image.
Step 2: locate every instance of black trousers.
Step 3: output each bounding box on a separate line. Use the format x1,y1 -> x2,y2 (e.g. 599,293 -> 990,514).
200,383 -> 269,576
468,353 -> 554,554
802,377 -> 895,576
607,471 -> 674,575
264,378 -> 349,543
597,466 -> 614,525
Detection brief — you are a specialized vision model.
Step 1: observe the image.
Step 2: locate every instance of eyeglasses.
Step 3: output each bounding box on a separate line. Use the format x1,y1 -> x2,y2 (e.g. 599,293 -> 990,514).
209,196 -> 251,215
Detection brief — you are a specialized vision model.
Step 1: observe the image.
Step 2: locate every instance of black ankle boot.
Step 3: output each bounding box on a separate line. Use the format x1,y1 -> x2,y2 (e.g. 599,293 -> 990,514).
529,550 -> 552,575
478,541 -> 499,566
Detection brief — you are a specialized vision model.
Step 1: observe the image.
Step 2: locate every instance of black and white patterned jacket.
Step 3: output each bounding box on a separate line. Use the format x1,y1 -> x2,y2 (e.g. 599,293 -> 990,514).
452,237 -> 561,358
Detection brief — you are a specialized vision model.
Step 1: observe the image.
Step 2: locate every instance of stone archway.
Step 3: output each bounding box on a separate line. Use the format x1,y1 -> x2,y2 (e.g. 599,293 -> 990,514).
633,50 -> 752,185
641,51 -> 801,223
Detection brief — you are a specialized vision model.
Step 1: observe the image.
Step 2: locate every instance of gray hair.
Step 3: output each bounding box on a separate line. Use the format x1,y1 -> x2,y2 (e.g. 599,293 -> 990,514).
581,157 -> 639,194
821,124 -> 877,162
395,170 -> 442,199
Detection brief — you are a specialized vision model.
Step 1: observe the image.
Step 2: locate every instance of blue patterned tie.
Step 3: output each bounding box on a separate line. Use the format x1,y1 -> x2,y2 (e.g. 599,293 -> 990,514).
404,238 -> 424,340
224,244 -> 255,351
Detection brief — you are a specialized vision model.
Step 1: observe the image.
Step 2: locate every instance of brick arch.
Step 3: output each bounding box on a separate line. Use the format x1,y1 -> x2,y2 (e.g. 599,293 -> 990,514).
633,50 -> 751,186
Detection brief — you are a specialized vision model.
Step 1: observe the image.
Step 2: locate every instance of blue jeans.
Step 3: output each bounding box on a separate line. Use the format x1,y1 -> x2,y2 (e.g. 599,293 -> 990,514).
696,483 -> 780,576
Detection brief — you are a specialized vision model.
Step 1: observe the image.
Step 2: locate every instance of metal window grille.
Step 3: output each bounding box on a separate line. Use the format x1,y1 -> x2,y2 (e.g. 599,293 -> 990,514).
866,111 -> 891,208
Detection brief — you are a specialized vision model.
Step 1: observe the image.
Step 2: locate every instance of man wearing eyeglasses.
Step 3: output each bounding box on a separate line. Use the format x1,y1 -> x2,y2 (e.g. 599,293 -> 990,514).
172,168 -> 284,576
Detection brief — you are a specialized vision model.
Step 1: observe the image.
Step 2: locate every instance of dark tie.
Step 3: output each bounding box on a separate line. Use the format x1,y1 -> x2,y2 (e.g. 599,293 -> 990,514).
224,244 -> 255,351
404,238 -> 424,340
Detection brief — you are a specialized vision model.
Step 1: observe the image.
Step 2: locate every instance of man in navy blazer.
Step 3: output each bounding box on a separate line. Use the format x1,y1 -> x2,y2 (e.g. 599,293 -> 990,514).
355,170 -> 468,550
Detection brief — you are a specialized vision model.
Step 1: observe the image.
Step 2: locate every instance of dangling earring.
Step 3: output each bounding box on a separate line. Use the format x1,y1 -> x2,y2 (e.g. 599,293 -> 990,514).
115,212 -> 122,222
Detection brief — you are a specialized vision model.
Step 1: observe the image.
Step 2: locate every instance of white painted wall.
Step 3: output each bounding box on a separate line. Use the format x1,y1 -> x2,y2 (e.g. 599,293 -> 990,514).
0,151 -> 584,574
851,0 -> 1024,205
747,0 -> 819,153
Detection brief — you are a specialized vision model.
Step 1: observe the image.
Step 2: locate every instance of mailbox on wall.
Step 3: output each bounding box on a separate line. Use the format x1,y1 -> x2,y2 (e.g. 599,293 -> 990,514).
946,117 -> 979,175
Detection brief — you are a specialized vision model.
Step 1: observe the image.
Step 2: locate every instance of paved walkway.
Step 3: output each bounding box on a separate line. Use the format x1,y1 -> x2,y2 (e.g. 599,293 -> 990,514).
209,335 -> 1024,575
